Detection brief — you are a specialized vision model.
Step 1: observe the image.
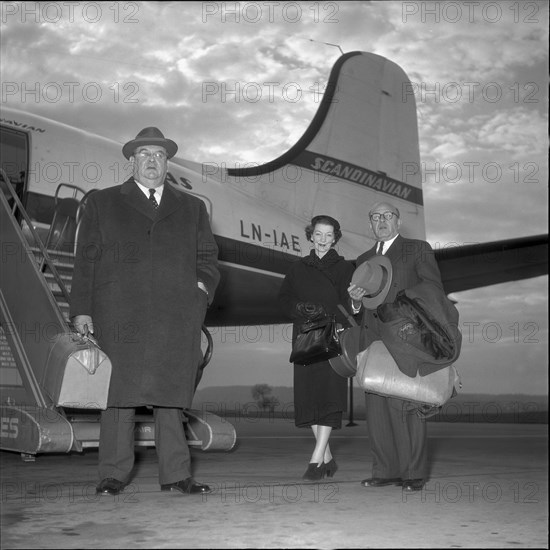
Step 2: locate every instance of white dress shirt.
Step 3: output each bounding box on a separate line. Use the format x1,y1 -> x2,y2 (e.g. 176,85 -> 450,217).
135,180 -> 164,204
377,234 -> 398,255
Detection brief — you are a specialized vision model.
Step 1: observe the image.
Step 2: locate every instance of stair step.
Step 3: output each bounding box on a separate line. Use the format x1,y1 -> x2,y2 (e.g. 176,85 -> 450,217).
32,257 -> 74,274
43,272 -> 72,286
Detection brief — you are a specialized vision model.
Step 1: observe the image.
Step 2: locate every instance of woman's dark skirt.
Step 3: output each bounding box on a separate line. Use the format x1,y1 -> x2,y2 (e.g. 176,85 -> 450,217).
293,360 -> 348,429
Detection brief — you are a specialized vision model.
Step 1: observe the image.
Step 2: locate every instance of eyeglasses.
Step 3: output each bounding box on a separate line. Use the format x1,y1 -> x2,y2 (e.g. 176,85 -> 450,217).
370,211 -> 398,222
135,150 -> 167,160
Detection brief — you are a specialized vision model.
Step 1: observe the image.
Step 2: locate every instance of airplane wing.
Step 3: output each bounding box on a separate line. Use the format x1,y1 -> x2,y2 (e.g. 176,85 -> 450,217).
436,234 -> 548,294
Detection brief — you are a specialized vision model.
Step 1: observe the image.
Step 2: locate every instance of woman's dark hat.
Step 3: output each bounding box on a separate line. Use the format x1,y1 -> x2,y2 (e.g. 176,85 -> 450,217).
311,214 -> 341,232
351,255 -> 393,309
122,127 -> 178,160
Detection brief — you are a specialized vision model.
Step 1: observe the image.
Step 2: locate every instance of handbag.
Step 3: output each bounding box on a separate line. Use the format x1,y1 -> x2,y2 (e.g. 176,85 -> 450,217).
289,315 -> 341,365
43,332 -> 112,409
328,326 -> 362,377
355,340 -> 459,407
328,304 -> 361,378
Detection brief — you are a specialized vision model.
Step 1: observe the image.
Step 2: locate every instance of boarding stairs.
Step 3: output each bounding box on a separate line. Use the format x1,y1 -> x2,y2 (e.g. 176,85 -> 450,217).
0,173 -> 235,460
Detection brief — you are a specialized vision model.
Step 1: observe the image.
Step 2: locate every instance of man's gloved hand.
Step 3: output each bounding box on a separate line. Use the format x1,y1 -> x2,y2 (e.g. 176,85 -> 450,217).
295,302 -> 326,320
73,315 -> 94,336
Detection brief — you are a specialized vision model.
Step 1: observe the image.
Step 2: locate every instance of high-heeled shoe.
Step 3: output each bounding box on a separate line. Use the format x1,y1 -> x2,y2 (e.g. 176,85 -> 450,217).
324,458 -> 338,478
302,462 -> 326,481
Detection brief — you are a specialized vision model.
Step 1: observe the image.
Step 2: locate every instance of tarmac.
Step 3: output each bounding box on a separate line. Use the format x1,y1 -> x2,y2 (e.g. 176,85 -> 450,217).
1,418 -> 548,549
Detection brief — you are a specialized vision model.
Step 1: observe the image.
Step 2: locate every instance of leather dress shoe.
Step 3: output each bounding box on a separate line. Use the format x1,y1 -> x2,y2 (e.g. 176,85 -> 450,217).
96,478 -> 127,495
402,479 -> 426,492
361,477 -> 402,487
161,477 -> 212,495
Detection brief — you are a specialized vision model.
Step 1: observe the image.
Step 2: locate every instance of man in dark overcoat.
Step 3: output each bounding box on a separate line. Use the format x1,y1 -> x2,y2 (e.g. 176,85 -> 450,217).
348,201 -> 445,492
70,127 -> 220,496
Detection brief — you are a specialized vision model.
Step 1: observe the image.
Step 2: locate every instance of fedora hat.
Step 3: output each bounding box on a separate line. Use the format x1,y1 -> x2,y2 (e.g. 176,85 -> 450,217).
351,255 -> 393,309
122,127 -> 178,160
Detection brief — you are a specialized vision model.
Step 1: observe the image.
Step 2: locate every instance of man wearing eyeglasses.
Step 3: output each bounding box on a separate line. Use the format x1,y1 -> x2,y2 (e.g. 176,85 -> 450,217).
71,127 -> 219,497
348,200 -> 445,492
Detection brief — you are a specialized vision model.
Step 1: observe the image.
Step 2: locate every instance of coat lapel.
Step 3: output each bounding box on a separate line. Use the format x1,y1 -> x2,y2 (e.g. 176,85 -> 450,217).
120,178 -> 157,221
120,178 -> 185,222
385,234 -> 404,263
155,183 -> 184,222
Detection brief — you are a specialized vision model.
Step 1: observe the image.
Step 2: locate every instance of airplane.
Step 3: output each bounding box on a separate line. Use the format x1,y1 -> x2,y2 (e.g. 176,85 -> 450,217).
1,51 -> 547,458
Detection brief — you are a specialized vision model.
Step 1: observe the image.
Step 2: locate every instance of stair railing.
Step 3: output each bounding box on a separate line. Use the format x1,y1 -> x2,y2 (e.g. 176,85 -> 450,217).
0,168 -> 72,305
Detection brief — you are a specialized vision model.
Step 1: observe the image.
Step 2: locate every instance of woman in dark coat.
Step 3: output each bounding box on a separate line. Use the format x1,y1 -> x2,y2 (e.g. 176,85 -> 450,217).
279,215 -> 355,480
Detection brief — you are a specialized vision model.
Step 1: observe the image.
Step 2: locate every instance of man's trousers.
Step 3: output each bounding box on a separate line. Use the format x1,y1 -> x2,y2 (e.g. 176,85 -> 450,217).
365,392 -> 428,480
98,406 -> 191,485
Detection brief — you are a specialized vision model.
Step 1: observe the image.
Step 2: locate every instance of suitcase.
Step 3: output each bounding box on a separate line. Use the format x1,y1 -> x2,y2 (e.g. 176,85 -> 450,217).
355,340 -> 459,407
42,332 -> 112,409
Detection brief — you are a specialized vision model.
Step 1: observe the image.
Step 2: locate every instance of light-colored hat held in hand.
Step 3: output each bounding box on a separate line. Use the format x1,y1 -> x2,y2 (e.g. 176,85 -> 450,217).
351,255 -> 393,309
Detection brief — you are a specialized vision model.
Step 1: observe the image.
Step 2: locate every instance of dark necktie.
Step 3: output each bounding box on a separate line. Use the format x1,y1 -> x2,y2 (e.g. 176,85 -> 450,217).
148,188 -> 159,209
377,241 -> 384,255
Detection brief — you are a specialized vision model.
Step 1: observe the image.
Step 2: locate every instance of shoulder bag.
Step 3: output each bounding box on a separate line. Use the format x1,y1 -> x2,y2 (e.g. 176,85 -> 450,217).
327,304 -> 361,378
289,315 -> 341,365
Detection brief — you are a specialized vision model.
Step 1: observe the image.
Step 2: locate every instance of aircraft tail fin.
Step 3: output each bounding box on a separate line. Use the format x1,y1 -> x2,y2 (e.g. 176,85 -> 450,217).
226,51 -> 425,250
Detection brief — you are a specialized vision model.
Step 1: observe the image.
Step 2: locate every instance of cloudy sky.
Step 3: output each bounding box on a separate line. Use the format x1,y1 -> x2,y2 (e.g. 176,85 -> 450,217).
1,1 -> 548,395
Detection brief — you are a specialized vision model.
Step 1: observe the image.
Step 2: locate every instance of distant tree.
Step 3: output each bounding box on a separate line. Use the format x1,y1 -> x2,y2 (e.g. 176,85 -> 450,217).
251,383 -> 272,404
261,395 -> 280,413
